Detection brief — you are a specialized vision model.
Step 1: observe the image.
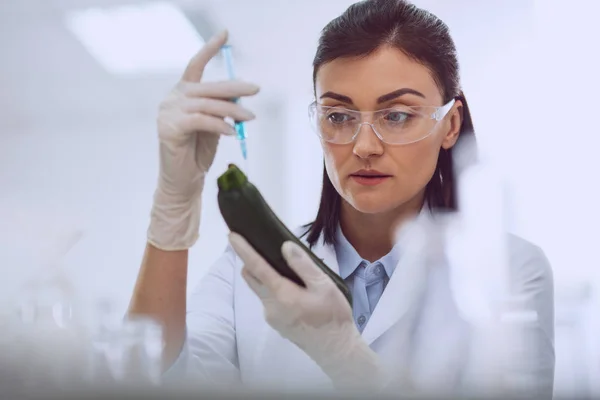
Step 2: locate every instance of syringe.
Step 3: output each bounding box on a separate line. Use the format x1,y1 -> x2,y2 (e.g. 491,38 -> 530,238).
220,44 -> 248,160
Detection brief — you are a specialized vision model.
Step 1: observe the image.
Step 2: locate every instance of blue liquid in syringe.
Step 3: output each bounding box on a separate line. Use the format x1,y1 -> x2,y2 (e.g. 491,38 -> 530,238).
235,123 -> 247,159
221,44 -> 248,160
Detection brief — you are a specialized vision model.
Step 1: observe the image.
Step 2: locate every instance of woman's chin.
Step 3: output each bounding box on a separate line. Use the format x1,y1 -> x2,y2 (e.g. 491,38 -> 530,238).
347,196 -> 398,215
345,190 -> 418,216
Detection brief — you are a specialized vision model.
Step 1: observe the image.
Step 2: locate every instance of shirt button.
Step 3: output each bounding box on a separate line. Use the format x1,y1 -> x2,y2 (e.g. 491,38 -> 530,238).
357,315 -> 367,326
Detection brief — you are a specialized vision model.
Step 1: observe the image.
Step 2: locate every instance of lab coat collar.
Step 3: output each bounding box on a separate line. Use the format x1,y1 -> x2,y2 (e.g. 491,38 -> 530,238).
298,226 -> 341,278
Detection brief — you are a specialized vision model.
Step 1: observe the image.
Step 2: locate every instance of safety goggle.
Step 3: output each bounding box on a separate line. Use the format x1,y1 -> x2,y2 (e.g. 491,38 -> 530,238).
308,98 -> 456,145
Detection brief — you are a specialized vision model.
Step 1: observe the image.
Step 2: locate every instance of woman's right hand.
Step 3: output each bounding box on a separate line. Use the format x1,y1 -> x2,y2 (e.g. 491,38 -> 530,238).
147,30 -> 260,251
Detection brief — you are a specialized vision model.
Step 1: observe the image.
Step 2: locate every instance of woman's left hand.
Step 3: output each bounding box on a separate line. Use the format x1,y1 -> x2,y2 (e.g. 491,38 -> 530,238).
228,232 -> 391,392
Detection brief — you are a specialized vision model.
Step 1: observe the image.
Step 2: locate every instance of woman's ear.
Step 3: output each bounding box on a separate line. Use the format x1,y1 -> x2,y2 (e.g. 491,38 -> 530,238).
441,100 -> 463,150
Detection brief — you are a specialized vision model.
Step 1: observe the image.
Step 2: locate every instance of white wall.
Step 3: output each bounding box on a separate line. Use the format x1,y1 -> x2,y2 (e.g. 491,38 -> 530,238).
0,95 -> 288,310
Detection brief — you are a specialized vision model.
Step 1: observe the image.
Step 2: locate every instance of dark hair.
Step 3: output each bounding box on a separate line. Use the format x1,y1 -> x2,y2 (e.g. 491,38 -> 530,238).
302,0 -> 476,248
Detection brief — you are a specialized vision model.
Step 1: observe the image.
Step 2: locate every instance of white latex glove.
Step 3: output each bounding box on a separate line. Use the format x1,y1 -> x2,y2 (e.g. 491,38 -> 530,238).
147,30 -> 260,251
228,232 -> 392,393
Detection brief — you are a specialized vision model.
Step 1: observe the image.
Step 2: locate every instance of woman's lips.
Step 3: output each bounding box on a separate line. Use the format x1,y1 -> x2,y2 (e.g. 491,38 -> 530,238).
349,174 -> 392,186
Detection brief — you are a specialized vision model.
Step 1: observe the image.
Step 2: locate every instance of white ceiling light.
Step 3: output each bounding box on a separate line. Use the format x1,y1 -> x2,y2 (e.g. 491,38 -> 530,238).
65,2 -> 205,75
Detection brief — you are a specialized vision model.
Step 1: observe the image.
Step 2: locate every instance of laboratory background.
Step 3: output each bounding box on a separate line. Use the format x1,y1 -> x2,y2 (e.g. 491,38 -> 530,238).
0,0 -> 599,397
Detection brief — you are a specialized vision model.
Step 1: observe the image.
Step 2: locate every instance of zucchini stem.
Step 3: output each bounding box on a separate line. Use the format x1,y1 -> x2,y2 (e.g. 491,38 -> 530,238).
217,164 -> 248,191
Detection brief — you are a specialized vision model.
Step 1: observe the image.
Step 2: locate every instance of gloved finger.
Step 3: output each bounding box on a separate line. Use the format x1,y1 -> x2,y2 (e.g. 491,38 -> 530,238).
241,267 -> 271,300
182,98 -> 255,121
281,241 -> 329,288
183,81 -> 260,99
229,232 -> 286,292
179,113 -> 237,136
182,30 -> 228,82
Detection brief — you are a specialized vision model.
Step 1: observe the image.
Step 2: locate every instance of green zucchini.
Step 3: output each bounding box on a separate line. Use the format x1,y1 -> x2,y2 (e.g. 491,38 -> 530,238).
217,164 -> 353,307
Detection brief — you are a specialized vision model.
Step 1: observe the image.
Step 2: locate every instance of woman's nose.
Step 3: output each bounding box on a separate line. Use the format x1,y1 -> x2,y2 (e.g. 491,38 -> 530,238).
352,123 -> 384,159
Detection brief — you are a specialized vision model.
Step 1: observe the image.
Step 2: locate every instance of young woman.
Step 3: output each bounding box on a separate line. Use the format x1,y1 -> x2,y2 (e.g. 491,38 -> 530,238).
128,0 -> 554,396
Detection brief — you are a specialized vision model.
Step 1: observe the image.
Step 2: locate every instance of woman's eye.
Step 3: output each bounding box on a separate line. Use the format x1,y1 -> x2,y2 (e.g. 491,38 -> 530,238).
327,112 -> 352,124
385,111 -> 410,123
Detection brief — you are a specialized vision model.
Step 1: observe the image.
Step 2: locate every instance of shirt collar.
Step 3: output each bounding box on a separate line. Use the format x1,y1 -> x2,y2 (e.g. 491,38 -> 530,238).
334,224 -> 402,279
333,202 -> 432,280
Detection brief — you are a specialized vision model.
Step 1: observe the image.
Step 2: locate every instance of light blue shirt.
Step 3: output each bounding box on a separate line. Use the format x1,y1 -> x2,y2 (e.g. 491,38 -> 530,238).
334,226 -> 402,332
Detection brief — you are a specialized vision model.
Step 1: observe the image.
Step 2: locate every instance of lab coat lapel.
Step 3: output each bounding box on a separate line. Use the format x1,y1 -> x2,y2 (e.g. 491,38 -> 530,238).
361,212 -> 433,346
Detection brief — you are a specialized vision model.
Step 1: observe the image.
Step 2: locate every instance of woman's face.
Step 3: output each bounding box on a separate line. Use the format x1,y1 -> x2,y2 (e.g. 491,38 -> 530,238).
314,46 -> 462,216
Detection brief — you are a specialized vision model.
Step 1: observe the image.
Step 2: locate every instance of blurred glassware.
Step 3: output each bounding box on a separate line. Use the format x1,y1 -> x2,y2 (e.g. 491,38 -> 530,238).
10,269 -> 90,393
120,315 -> 164,386
86,298 -> 164,388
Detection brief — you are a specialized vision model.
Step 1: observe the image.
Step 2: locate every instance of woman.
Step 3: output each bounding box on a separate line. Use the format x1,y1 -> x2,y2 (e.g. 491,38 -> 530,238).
128,0 -> 554,396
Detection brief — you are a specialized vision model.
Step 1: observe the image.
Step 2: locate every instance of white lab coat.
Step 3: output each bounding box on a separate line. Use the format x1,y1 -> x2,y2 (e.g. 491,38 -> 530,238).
167,225 -> 554,397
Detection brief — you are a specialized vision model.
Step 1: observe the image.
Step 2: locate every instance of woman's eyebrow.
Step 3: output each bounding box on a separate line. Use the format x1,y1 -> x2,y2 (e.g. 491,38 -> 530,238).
377,88 -> 426,104
319,88 -> 426,105
319,91 -> 353,104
